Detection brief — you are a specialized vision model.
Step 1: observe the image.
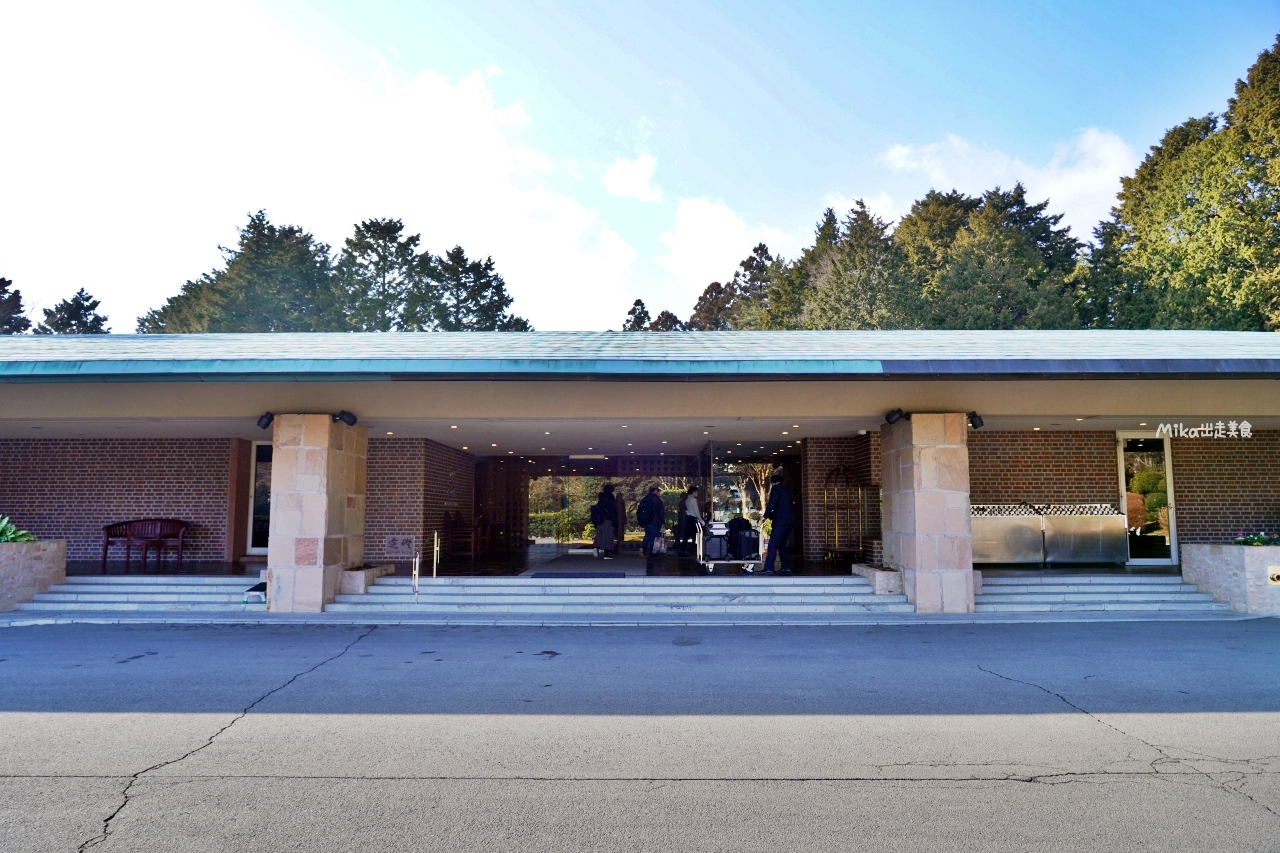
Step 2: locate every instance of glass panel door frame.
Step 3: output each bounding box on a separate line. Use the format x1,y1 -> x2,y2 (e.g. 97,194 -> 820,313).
1116,431 -> 1178,566
245,440 -> 272,556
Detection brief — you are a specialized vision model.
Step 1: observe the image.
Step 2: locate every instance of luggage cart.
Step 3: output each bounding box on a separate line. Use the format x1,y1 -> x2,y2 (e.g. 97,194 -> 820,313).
695,519 -> 764,574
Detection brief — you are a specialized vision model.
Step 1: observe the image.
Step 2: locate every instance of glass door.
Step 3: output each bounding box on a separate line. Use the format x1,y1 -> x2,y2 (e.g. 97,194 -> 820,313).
1117,433 -> 1177,564
246,442 -> 273,555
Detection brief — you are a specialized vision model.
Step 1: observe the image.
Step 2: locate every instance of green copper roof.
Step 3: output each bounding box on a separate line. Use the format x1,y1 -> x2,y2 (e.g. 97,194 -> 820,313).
1,330 -> 1278,381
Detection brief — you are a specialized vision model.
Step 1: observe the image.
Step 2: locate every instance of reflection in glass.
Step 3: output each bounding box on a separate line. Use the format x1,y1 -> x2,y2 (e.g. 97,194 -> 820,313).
251,444 -> 273,550
1123,437 -> 1171,560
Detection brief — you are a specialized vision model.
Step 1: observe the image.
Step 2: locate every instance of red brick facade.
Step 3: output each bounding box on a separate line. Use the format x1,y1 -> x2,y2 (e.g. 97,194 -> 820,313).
800,435 -> 881,562
968,431 -> 1118,507
1171,430 -> 1280,545
363,439 -> 476,563
0,439 -> 232,562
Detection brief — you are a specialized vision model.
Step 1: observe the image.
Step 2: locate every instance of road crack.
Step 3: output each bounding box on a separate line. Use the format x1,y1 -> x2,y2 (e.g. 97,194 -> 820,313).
976,664 -> 1280,819
77,626 -> 376,851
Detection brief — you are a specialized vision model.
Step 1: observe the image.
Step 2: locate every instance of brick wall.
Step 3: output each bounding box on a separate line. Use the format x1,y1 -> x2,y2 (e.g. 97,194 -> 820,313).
968,431 -> 1118,507
800,435 -> 880,562
364,438 -> 475,562
0,439 -> 231,562
1171,430 -> 1280,545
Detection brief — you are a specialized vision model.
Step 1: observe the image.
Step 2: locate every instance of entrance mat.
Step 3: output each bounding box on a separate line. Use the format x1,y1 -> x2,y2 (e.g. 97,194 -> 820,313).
530,572 -> 626,579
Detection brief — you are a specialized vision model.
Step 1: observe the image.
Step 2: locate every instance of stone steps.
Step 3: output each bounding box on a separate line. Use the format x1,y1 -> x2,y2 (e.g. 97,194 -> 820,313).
975,574 -> 1229,613
16,575 -> 264,612
326,574 -> 913,615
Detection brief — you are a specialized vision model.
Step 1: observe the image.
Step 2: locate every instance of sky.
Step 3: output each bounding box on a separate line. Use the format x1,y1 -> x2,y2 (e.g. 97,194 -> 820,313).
0,2 -> 1276,332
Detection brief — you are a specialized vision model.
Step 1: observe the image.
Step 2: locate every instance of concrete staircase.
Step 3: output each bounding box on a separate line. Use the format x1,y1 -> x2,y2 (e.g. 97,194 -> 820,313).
975,574 -> 1230,613
325,574 -> 915,616
15,575 -> 266,612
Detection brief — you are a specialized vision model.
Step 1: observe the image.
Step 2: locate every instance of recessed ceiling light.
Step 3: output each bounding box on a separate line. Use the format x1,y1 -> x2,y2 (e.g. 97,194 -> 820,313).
386,431 -> 394,435
627,443 -> 633,446
508,451 -> 514,454
792,425 -> 799,429
1139,422 -> 1147,426
782,431 -> 789,435
1033,427 -> 1041,431
661,440 -> 668,444
450,425 -> 458,429
621,425 -> 628,428
660,452 -> 665,456
491,443 -> 498,447
541,447 -> 546,450
630,451 -> 635,454
588,447 -> 593,450
1076,418 -> 1084,422
462,446 -> 468,450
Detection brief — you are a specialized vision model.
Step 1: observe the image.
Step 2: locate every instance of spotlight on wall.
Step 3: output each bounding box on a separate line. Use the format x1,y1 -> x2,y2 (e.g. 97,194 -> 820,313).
256,412 -> 275,430
884,408 -> 908,425
967,411 -> 984,430
333,410 -> 358,426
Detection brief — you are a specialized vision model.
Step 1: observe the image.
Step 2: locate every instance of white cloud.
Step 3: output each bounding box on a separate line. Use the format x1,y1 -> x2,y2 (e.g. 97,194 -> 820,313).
653,198 -> 806,311
879,128 -> 1138,238
0,1 -> 636,331
601,154 -> 662,202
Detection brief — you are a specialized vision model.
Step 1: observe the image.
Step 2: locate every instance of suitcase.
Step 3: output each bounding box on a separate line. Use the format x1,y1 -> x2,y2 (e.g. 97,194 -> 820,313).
735,529 -> 760,560
703,533 -> 728,560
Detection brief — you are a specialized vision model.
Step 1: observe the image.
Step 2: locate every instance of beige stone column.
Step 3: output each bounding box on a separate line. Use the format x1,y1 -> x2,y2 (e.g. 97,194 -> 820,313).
266,414 -> 367,612
881,413 -> 974,613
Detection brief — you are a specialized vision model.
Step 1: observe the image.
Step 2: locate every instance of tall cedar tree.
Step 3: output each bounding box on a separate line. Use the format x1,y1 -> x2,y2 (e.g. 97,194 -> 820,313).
685,282 -> 737,330
431,246 -> 531,331
139,212 -> 339,333
0,277 -> 31,334
33,288 -> 109,334
622,299 -> 651,330
335,218 -> 437,331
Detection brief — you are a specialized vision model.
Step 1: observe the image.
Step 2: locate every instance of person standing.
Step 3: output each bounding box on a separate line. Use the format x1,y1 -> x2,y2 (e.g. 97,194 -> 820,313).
762,473 -> 795,574
593,484 -> 619,559
680,486 -> 702,556
637,485 -> 666,556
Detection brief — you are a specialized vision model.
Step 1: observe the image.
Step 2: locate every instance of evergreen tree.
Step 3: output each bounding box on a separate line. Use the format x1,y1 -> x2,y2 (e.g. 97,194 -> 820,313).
0,277 -> 31,334
803,201 -> 916,330
33,288 -> 109,334
431,246 -> 532,331
139,212 -> 339,333
622,299 -> 651,331
335,218 -> 436,331
648,310 -> 685,331
686,282 -> 737,330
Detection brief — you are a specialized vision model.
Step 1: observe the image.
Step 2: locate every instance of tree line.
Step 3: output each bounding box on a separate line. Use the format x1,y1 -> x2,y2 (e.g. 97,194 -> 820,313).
627,36 -> 1280,333
4,37 -> 1278,337
0,214 -> 531,334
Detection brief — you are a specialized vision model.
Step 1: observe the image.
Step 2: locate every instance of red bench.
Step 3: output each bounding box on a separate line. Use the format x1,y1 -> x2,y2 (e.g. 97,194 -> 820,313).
101,519 -> 189,572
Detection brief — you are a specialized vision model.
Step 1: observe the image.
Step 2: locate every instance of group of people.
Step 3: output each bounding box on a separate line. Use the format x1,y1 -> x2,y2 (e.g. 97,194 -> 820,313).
589,474 -> 796,574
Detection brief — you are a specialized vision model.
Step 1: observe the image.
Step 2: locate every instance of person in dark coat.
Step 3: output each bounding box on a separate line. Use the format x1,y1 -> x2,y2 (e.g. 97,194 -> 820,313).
637,485 -> 666,556
593,484 -> 619,559
762,473 -> 795,574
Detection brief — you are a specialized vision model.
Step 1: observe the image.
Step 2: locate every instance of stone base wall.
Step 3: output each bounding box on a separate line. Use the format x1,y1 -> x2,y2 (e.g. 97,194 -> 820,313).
1182,544 -> 1280,615
0,540 -> 66,611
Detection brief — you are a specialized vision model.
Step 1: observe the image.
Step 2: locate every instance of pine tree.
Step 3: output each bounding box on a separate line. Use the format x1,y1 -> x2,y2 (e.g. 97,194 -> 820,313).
622,299 -> 651,331
335,218 -> 436,331
431,246 -> 532,331
33,288 -> 109,334
648,310 -> 685,331
685,282 -> 737,330
0,277 -> 31,334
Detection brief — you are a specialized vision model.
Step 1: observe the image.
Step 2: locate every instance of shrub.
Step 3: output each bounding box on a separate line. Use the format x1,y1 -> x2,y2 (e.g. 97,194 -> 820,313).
0,516 -> 36,543
1129,468 -> 1165,495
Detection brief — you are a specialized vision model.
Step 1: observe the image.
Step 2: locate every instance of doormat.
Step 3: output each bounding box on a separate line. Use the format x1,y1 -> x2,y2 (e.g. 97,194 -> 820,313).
530,572 -> 626,579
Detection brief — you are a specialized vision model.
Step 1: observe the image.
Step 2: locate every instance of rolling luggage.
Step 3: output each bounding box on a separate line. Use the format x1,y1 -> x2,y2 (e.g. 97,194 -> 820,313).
703,521 -> 729,560
735,529 -> 761,560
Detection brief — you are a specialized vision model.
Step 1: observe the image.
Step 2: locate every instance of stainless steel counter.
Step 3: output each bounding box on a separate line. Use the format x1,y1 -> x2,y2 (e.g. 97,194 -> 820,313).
971,504 -> 1128,565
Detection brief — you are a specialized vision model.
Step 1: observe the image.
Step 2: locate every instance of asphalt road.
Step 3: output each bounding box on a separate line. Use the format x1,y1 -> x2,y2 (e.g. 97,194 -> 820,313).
2,619 -> 1278,852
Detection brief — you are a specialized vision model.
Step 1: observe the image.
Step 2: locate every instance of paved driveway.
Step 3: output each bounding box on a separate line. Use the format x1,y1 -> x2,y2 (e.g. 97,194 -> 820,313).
2,620 -> 1278,851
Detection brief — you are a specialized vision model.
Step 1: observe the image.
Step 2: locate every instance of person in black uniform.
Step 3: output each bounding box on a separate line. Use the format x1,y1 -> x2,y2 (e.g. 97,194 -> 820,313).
762,472 -> 795,574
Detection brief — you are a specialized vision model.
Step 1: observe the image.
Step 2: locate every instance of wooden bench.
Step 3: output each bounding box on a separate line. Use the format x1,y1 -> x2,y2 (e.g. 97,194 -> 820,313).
101,519 -> 189,572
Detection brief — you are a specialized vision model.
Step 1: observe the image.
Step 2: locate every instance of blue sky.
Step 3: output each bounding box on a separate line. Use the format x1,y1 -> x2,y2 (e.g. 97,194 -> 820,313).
0,1 -> 1276,330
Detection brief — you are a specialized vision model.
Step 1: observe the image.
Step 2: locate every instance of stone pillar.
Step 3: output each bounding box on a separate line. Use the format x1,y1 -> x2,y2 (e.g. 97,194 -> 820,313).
267,414 -> 367,612
881,413 -> 974,613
